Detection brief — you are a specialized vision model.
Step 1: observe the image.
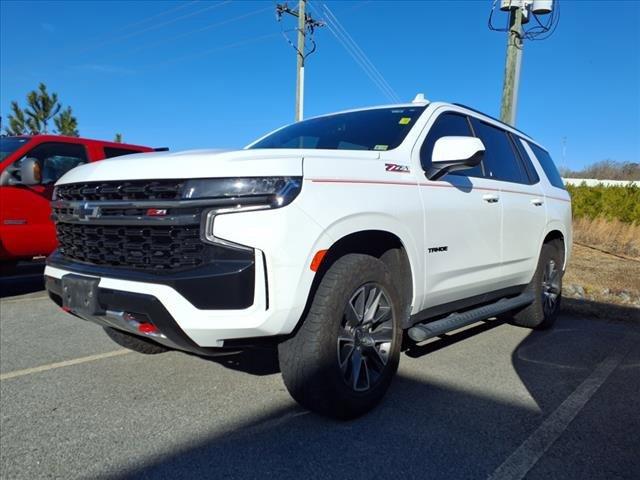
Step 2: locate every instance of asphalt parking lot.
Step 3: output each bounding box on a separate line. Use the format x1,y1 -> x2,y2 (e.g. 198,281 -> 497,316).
1,265 -> 639,480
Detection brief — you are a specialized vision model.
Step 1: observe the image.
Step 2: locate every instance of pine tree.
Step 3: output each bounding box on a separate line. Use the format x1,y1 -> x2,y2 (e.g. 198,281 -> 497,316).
114,133 -> 123,143
25,83 -> 61,134
4,82 -> 82,136
54,107 -> 79,136
6,102 -> 28,135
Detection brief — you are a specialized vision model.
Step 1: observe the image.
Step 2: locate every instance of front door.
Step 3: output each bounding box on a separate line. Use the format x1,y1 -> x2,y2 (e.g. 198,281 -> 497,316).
0,141 -> 88,259
416,110 -> 503,309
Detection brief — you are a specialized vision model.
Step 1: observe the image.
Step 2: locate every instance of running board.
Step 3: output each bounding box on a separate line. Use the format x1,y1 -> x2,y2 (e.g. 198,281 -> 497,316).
407,292 -> 535,343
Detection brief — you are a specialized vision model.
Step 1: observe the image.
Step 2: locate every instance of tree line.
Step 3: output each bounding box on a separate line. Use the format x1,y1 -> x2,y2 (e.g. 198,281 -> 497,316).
4,82 -> 123,142
560,160 -> 640,181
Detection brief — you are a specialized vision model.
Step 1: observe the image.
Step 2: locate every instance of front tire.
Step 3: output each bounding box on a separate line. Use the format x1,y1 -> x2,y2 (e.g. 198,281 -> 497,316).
278,254 -> 403,420
103,327 -> 169,354
509,241 -> 563,329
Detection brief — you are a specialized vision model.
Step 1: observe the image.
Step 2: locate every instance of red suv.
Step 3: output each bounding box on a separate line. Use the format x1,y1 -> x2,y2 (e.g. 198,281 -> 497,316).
0,135 -> 154,270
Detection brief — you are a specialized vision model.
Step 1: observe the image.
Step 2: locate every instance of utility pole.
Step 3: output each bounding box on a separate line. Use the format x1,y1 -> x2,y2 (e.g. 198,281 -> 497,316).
492,0 -> 557,126
276,1 -> 324,121
500,5 -> 524,126
296,0 -> 306,122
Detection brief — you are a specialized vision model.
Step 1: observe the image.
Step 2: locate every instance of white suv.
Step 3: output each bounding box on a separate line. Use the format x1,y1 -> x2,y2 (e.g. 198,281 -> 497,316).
45,97 -> 572,419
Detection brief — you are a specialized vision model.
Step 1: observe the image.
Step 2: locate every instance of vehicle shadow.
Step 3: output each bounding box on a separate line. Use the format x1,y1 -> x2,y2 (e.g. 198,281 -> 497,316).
0,260 -> 45,298
103,306 -> 639,480
205,347 -> 281,376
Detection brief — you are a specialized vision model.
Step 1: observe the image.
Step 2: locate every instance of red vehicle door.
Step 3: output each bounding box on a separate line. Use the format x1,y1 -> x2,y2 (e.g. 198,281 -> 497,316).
0,139 -> 90,261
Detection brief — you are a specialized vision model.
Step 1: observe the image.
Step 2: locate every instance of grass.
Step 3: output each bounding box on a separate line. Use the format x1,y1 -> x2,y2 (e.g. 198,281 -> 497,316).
564,244 -> 640,299
572,217 -> 640,259
562,243 -> 640,320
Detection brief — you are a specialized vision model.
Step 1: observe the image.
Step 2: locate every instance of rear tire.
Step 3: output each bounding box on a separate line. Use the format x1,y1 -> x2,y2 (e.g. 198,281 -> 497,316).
103,327 -> 169,354
509,241 -> 563,329
278,254 -> 403,420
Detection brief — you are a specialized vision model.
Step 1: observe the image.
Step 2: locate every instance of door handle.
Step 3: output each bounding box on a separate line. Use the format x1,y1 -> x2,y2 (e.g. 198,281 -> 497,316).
530,198 -> 544,206
482,194 -> 500,203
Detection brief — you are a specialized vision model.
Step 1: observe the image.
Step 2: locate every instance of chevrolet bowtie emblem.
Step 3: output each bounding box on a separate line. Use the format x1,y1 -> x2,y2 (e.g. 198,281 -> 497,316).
74,203 -> 101,220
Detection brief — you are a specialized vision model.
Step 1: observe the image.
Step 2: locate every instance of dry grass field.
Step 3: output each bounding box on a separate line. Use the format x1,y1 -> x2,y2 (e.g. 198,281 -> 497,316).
572,217 -> 640,259
563,242 -> 640,321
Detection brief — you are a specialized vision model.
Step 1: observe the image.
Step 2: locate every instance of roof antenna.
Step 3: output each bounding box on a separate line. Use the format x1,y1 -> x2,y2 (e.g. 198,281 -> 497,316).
412,93 -> 428,103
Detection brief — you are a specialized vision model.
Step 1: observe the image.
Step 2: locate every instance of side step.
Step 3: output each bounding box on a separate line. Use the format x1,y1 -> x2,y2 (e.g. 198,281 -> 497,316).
407,292 -> 535,343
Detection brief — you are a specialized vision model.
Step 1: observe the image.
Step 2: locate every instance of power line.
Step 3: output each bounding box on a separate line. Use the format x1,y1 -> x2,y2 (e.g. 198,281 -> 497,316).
310,2 -> 400,103
321,14 -> 397,102
322,3 -> 400,102
75,1 -> 230,55
141,32 -> 281,68
121,5 -> 271,57
105,0 -> 201,35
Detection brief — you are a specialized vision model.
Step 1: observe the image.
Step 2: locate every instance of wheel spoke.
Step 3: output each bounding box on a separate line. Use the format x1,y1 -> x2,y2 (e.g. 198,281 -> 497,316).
363,288 -> 383,322
339,343 -> 355,374
372,304 -> 391,326
360,357 -> 372,390
370,325 -> 393,343
345,302 -> 362,328
368,344 -> 389,372
338,327 -> 354,343
351,349 -> 364,390
347,287 -> 366,327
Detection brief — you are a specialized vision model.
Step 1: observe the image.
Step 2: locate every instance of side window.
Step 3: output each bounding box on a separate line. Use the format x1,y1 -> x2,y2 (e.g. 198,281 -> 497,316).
104,147 -> 144,159
16,142 -> 87,184
469,119 -> 526,183
420,112 -> 483,177
527,142 -> 565,189
510,134 -> 540,184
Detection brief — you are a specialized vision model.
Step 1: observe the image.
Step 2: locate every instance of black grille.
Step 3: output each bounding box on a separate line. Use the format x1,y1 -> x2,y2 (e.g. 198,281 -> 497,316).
55,180 -> 185,201
56,223 -> 206,271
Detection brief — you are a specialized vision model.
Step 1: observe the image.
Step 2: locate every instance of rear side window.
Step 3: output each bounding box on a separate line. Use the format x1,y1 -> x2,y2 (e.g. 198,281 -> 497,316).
527,142 -> 565,189
469,118 -> 526,183
104,147 -> 143,158
510,134 -> 540,184
420,112 -> 483,177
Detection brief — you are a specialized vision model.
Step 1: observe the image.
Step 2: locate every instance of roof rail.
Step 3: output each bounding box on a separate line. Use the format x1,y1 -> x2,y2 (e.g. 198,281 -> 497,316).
451,103 -> 530,138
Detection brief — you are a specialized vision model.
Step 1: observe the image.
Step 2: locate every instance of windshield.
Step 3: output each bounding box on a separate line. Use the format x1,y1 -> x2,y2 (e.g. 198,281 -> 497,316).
0,137 -> 30,161
249,106 -> 426,151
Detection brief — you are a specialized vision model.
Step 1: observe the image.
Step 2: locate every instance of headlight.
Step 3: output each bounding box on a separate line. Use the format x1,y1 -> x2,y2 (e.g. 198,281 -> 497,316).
190,177 -> 303,250
182,177 -> 302,208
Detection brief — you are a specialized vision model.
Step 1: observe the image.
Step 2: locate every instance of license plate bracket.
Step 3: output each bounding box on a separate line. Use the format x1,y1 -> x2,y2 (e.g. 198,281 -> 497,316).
61,274 -> 105,316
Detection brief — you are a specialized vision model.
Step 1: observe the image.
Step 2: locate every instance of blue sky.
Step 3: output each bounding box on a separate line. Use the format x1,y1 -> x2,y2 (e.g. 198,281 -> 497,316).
1,0 -> 638,169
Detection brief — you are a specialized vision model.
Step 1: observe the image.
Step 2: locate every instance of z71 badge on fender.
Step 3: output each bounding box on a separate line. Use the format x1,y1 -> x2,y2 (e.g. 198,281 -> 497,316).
385,163 -> 410,173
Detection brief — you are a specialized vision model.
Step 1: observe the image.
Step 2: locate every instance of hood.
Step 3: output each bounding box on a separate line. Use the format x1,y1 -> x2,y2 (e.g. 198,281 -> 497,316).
56,148 -> 381,185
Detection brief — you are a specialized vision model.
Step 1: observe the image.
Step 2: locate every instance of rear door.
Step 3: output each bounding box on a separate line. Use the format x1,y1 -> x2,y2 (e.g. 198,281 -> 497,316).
415,110 -> 503,309
469,118 -> 547,287
0,141 -> 88,259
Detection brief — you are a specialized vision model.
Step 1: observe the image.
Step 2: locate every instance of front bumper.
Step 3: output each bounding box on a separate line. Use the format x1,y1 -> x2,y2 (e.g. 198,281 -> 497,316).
44,248 -> 291,350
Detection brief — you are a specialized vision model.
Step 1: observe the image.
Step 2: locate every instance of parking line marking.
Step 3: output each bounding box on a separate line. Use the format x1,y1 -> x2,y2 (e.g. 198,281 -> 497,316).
0,349 -> 131,381
487,339 -> 634,480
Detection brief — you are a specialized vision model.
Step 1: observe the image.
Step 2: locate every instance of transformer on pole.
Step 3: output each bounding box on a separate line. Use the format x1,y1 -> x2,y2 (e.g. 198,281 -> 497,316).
491,0 -> 558,126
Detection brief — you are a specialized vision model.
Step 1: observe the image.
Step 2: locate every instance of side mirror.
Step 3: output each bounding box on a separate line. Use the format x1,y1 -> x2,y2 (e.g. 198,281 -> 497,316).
20,157 -> 42,185
427,136 -> 485,181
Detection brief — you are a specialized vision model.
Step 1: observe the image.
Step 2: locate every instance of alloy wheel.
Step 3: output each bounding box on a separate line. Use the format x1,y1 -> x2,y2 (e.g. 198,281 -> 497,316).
337,283 -> 395,392
541,259 -> 561,316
